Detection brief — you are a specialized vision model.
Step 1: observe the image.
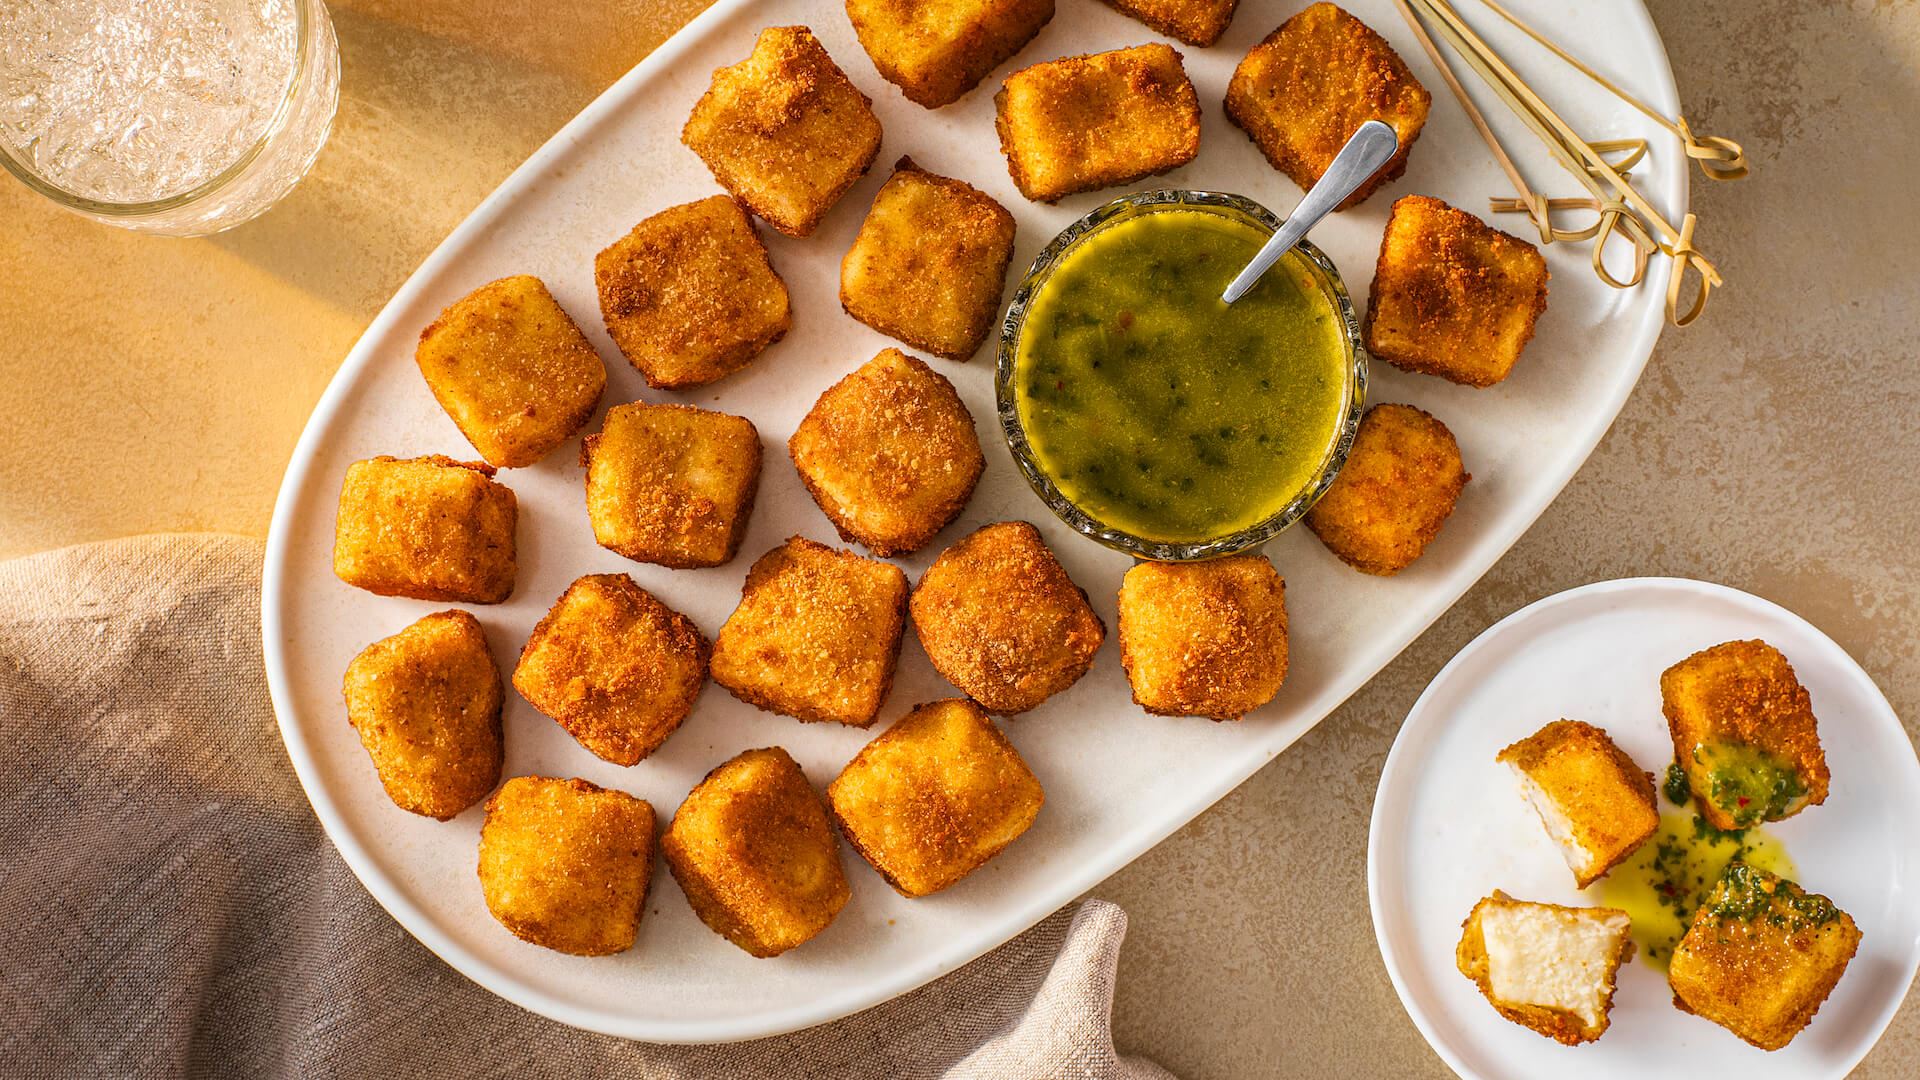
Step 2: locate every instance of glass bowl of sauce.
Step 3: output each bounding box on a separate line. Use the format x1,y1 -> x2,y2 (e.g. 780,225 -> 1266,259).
997,189 -> 1366,561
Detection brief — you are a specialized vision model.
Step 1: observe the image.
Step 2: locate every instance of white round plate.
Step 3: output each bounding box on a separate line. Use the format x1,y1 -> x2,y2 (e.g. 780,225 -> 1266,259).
1369,577 -> 1920,1078
264,0 -> 1689,1043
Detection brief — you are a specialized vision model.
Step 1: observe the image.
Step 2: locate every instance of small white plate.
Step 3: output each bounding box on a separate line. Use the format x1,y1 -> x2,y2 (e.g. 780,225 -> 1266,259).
1369,577 -> 1920,1078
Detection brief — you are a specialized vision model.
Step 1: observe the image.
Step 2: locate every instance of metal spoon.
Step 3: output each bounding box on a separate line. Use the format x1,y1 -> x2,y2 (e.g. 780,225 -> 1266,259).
1221,120 -> 1401,304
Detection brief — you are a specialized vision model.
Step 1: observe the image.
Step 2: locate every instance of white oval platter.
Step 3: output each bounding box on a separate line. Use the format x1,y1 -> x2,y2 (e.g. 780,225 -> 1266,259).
1370,577 -> 1920,1079
264,0 -> 1686,1042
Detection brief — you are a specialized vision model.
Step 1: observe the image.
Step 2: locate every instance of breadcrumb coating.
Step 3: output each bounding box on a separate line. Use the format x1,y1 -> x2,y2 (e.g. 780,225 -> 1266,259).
1225,3 -> 1429,210
790,348 -> 985,557
477,776 -> 655,956
910,521 -> 1104,714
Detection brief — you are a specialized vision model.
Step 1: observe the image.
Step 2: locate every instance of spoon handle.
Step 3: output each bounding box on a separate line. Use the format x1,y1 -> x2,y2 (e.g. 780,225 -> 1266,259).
1221,119 -> 1401,304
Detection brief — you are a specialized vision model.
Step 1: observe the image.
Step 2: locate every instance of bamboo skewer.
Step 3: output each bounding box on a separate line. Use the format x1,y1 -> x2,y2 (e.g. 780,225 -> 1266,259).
1475,0 -> 1750,181
1395,0 -> 1730,325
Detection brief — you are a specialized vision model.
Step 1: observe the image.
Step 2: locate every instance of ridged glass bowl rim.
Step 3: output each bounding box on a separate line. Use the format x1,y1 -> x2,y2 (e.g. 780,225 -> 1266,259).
0,0 -> 317,217
995,188 -> 1368,562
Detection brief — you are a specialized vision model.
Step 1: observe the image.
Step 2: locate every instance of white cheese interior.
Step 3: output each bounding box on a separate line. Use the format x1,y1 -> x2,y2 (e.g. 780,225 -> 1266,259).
1511,764 -> 1596,878
1480,903 -> 1628,1027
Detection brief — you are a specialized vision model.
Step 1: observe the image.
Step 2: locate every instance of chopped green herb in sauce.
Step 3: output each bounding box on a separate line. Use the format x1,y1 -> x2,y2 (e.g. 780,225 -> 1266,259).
1589,810 -> 1795,971
1663,761 -> 1692,806
1707,863 -> 1841,932
1014,209 -> 1349,543
1690,740 -> 1807,827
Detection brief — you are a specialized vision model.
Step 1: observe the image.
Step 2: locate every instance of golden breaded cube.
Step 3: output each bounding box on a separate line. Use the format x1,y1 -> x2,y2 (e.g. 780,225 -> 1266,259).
583,402 -> 763,570
790,349 -> 985,557
343,610 -> 503,820
663,747 -> 850,957
1117,554 -> 1287,721
513,574 -> 709,765
847,0 -> 1055,108
1102,0 -> 1239,47
1662,640 -> 1830,832
711,537 -> 909,727
333,455 -> 517,603
414,275 -> 607,468
840,158 -> 1017,361
1456,891 -> 1633,1045
1225,4 -> 1430,210
1669,864 -> 1861,1050
910,521 -> 1104,714
1497,720 -> 1658,888
829,698 -> 1044,897
993,43 -> 1201,203
477,776 -> 655,956
595,195 -> 792,389
681,26 -> 883,238
1365,195 -> 1549,388
1305,403 -> 1468,576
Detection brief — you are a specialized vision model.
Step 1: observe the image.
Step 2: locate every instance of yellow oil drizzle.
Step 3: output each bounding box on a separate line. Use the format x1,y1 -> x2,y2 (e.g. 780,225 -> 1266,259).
1587,811 -> 1795,971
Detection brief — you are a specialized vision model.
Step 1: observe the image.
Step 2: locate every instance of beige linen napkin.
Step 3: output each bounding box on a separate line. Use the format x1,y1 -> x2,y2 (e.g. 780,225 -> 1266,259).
0,533 -> 1172,1080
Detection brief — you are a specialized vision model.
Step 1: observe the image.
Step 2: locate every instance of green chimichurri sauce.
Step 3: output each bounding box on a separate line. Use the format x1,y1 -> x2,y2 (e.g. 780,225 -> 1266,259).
1588,811 -> 1795,971
1014,209 -> 1350,543
1691,740 -> 1806,827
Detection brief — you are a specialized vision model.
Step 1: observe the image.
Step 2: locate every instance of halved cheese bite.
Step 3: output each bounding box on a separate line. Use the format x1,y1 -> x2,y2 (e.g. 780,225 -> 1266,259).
1456,891 -> 1633,1045
1662,639 -> 1829,831
1668,864 -> 1861,1050
1497,720 -> 1658,888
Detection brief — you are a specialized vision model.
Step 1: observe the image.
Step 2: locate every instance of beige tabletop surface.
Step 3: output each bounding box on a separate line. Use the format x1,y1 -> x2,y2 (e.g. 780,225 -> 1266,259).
3,1 -> 1915,1075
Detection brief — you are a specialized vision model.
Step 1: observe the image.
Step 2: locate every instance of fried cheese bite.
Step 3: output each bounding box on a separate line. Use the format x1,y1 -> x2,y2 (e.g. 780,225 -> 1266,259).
1225,4 -> 1429,210
1456,891 -> 1633,1046
840,158 -> 1017,361
1102,0 -> 1240,47
1662,640 -> 1829,832
413,275 -> 607,468
846,0 -> 1056,108
910,521 -> 1104,714
595,195 -> 791,390
343,610 -> 503,820
1304,403 -> 1467,576
1498,720 -> 1658,888
682,26 -> 883,238
790,349 -> 985,557
711,537 -> 909,727
477,776 -> 655,956
513,574 -> 709,765
663,747 -> 850,957
993,43 -> 1201,203
583,402 -> 763,569
1365,195 -> 1549,388
333,455 -> 517,603
1668,864 -> 1861,1050
829,699 -> 1044,897
1117,554 -> 1287,721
